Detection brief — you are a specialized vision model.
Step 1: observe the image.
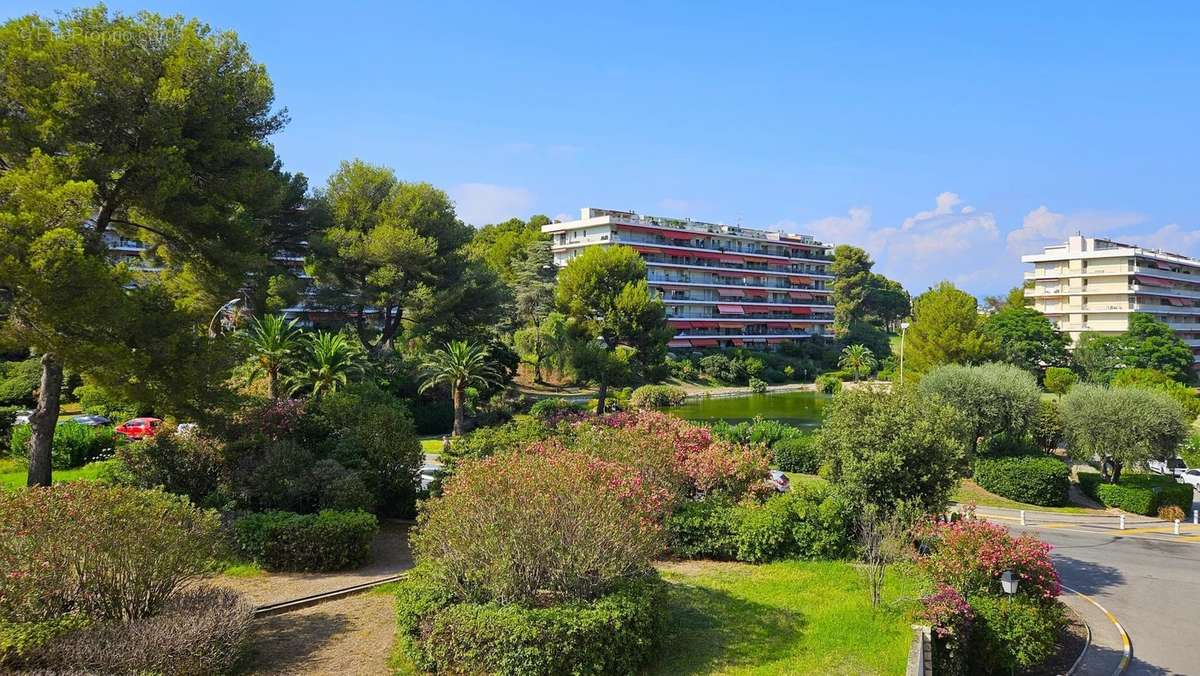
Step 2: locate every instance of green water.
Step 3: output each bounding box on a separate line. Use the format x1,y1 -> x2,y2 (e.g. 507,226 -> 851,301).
665,390 -> 829,430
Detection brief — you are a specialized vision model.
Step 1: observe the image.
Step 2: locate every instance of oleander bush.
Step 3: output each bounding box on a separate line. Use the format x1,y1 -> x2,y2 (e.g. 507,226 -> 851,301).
396,565 -> 666,676
113,428 -> 224,506
9,421 -> 113,469
972,456 -> 1070,507
967,594 -> 1064,675
233,509 -> 377,572
0,484 -> 221,624
772,435 -> 822,474
21,586 -> 253,676
629,384 -> 688,409
918,516 -> 1061,601
529,397 -> 587,421
1077,472 -> 1192,516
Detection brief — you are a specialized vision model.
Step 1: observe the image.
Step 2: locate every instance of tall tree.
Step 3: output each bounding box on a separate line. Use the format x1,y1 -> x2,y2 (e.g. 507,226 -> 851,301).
1073,332 -> 1124,384
418,340 -> 501,436
831,245 -> 874,336
1061,384 -> 1188,483
555,246 -> 672,414
838,344 -> 877,382
241,315 -> 302,400
831,245 -> 908,354
286,331 -> 365,400
0,8 -> 285,485
513,241 -> 558,382
466,215 -> 551,285
310,160 -> 504,355
904,282 -> 997,377
1123,313 -> 1194,383
981,306 -> 1071,374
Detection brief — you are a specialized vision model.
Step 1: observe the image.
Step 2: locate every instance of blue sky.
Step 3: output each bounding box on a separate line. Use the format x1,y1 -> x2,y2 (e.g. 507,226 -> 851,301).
9,2 -> 1200,297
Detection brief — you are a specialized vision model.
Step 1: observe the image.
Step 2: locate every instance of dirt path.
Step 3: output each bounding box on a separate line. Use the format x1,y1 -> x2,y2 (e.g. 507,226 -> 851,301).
211,520 -> 414,605
240,591 -> 397,675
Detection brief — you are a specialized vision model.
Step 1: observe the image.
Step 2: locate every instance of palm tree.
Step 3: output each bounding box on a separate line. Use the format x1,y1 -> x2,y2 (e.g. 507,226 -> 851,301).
419,340 -> 501,436
242,315 -> 302,400
839,344 -> 877,382
286,331 -> 364,400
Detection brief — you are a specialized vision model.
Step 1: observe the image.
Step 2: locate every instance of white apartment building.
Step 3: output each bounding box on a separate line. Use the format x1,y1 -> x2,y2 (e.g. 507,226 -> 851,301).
543,208 -> 835,350
1022,234 -> 1200,363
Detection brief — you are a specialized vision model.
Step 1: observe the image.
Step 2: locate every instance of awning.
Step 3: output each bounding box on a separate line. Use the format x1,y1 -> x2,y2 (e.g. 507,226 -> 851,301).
719,256 -> 743,264
718,322 -> 745,329
632,245 -> 664,255
1136,275 -> 1173,288
717,304 -> 745,314
1169,297 -> 1186,306
767,321 -> 792,328
789,291 -> 813,300
690,250 -> 724,261
691,339 -> 720,347
667,340 -> 692,348
669,321 -> 693,328
790,307 -> 813,315
767,338 -> 788,345
790,276 -> 812,284
744,289 -> 768,298
791,322 -> 809,329
743,256 -> 770,263
731,339 -> 745,346
717,288 -> 744,297
661,230 -> 697,241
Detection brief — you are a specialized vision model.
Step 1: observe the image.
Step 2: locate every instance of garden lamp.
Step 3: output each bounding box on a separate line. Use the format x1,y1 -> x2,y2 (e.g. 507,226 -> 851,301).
1000,570 -> 1018,595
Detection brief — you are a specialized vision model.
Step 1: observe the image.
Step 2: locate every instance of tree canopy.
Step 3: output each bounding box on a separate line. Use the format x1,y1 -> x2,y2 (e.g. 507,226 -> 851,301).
1123,313 -> 1195,383
903,282 -> 996,377
918,362 -> 1042,458
1060,384 -> 1189,483
980,306 -> 1071,373
830,245 -> 909,356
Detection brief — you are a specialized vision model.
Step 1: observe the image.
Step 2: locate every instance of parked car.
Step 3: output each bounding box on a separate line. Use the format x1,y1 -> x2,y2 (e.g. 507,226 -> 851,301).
13,410 -> 32,425
114,417 -> 162,440
419,464 -> 440,491
68,414 -> 111,427
1179,469 -> 1200,491
176,422 -> 199,436
1148,457 -> 1188,477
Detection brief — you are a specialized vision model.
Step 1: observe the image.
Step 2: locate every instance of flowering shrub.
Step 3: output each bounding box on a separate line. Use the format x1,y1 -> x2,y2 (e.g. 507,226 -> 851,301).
919,584 -> 973,676
918,516 -> 1061,601
413,448 -> 664,605
0,484 -> 220,623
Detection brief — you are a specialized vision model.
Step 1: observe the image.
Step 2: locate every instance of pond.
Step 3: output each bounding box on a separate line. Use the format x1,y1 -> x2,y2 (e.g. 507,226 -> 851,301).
664,390 -> 829,430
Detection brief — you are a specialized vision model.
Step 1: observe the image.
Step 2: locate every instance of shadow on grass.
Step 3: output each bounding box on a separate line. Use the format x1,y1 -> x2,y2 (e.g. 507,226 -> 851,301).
648,581 -> 807,675
240,611 -> 352,674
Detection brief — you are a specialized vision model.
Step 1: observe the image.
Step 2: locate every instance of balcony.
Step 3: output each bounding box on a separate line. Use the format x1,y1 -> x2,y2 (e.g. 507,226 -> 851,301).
646,259 -> 833,280
648,273 -> 829,293
614,231 -> 832,264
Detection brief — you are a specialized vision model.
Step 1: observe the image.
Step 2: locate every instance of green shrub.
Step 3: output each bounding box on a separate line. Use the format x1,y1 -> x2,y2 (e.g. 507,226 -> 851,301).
731,498 -> 792,563
529,398 -> 586,420
815,373 -> 842,394
0,357 -> 39,406
1030,399 -> 1063,452
967,595 -> 1064,674
21,586 -> 252,676
111,429 -> 223,506
748,377 -> 768,394
742,357 -> 765,379
233,510 -> 378,572
0,405 -> 22,449
0,615 -> 90,667
973,456 -> 1070,506
1181,434 -> 1200,469
665,498 -> 737,560
629,384 -> 688,409
707,416 -> 804,448
449,418 -> 554,462
772,435 -> 822,474
1078,472 -> 1192,516
0,484 -> 220,623
396,567 -> 666,676
698,354 -> 746,383
977,433 -> 1040,458
72,381 -> 140,420
8,423 -> 113,469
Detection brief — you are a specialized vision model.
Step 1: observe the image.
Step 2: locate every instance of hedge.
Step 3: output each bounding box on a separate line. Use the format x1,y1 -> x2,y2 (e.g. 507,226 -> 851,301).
665,498 -> 737,560
629,385 -> 688,409
396,566 -> 666,676
8,423 -> 113,469
772,435 -> 822,474
967,595 -> 1064,674
1077,473 -> 1193,516
233,509 -> 378,572
528,398 -> 586,421
972,456 -> 1070,507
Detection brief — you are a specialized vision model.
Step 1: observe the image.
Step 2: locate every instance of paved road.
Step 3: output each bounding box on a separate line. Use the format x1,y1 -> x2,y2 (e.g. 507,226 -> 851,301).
1005,523 -> 1200,675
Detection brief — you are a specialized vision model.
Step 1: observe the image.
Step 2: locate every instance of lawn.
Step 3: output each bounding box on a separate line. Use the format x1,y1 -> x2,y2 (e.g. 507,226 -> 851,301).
650,559 -> 925,675
0,459 -> 115,490
953,478 -> 1103,514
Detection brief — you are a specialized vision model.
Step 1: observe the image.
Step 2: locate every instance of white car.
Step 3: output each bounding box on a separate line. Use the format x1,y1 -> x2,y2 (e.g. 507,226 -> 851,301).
1179,469 -> 1200,491
1148,457 -> 1188,477
419,464 -> 440,490
767,470 -> 791,493
13,409 -> 32,425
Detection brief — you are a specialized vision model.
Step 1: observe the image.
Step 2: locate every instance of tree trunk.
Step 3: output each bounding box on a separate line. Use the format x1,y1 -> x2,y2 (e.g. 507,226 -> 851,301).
268,366 -> 280,401
595,378 -> 608,416
27,353 -> 63,487
452,386 -> 465,437
1109,459 -> 1123,484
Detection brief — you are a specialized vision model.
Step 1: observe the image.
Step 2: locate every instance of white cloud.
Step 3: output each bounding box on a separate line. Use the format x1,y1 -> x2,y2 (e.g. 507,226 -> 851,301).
1005,206 -> 1145,256
450,183 -> 534,226
1136,223 -> 1200,255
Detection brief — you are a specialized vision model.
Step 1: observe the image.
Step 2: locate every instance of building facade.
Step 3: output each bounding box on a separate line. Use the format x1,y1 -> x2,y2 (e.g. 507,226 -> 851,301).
542,208 -> 835,350
1022,234 -> 1200,363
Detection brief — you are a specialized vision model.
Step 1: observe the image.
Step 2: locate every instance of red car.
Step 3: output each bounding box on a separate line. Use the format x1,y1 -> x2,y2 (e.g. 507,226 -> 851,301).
114,417 -> 162,440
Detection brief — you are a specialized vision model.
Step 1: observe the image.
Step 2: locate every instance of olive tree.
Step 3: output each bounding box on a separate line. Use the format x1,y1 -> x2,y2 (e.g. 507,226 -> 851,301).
816,387 -> 966,515
918,362 -> 1041,459
1060,384 -> 1189,483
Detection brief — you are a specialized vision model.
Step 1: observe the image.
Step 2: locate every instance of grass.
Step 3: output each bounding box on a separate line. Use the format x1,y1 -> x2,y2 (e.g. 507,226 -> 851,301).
783,472 -> 827,488
953,478 -> 1103,514
419,438 -> 443,455
0,458 -> 115,490
649,559 -> 925,675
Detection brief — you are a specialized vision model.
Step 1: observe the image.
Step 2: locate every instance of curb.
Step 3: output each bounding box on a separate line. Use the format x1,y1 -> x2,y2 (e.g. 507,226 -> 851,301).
1063,595 -> 1092,676
1061,585 -> 1131,675
253,573 -> 408,617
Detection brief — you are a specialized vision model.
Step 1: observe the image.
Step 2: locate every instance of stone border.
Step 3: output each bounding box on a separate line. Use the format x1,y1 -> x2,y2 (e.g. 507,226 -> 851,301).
906,624 -> 931,676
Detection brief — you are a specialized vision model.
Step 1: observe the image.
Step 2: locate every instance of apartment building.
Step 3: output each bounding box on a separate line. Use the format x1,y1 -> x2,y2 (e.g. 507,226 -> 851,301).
543,208 -> 835,350
1022,234 -> 1200,363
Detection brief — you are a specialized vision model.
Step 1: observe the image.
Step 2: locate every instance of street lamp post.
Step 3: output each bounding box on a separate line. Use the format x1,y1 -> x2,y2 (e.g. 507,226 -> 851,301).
207,298 -> 242,337
899,321 -> 910,382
